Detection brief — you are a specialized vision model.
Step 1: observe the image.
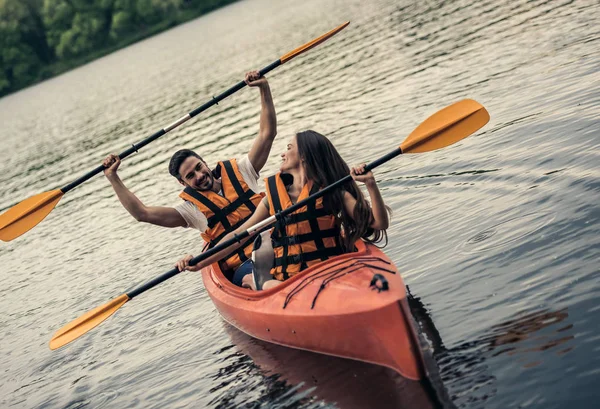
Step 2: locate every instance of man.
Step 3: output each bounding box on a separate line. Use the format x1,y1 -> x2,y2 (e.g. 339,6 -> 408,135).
102,71 -> 276,281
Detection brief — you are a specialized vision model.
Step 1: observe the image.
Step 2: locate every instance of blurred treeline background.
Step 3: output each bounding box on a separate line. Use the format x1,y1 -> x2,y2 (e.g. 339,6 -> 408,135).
0,0 -> 236,97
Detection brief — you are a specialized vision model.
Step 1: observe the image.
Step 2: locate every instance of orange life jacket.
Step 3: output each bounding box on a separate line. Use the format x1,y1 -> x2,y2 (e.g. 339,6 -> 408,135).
265,173 -> 344,281
180,159 -> 263,275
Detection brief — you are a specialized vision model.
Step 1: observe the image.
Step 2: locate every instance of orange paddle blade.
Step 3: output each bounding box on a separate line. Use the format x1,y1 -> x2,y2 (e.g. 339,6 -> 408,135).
400,99 -> 489,154
49,294 -> 130,350
0,189 -> 63,242
280,21 -> 350,63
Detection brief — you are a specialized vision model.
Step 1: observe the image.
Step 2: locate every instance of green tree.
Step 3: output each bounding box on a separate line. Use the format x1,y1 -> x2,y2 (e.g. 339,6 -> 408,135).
55,11 -> 108,58
109,0 -> 136,40
21,0 -> 54,63
109,10 -> 133,40
0,0 -> 48,93
43,0 -> 115,59
42,0 -> 75,51
135,0 -> 181,25
1,0 -> 236,96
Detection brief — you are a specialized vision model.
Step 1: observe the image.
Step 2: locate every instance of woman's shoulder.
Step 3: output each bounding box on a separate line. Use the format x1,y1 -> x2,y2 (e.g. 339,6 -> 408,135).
342,190 -> 355,200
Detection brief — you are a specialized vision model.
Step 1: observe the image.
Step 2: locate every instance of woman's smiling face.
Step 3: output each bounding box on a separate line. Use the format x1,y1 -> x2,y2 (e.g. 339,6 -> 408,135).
280,135 -> 301,172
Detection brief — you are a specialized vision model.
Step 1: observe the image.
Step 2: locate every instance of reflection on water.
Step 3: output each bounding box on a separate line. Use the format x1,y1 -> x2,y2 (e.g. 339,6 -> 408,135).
408,288 -> 447,357
210,298 -> 575,409
408,288 -> 576,409
438,308 -> 575,408
488,309 -> 573,361
219,321 -> 441,409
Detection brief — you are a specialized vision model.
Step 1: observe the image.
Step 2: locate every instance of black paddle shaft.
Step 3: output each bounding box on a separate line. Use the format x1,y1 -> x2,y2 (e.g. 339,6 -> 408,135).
125,146 -> 403,300
60,61 -> 282,194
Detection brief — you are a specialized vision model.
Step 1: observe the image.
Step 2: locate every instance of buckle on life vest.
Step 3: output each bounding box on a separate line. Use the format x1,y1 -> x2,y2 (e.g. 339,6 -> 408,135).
274,253 -> 303,267
287,254 -> 303,264
277,235 -> 300,246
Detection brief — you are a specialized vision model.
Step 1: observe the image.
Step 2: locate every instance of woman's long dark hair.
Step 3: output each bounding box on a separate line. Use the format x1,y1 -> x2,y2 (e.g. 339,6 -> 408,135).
295,130 -> 388,250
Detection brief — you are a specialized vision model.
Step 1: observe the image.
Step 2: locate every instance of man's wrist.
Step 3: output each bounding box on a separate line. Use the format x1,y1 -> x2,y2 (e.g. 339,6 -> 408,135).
106,173 -> 119,182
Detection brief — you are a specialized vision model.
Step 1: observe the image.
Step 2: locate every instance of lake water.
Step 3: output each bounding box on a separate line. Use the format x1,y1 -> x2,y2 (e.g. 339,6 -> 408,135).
0,0 -> 598,408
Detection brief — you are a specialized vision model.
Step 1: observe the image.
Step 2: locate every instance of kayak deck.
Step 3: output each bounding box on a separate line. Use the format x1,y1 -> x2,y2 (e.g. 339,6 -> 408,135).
202,240 -> 426,381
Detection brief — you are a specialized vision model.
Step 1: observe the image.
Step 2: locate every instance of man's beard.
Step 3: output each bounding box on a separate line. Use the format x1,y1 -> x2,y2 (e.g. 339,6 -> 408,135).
195,172 -> 214,191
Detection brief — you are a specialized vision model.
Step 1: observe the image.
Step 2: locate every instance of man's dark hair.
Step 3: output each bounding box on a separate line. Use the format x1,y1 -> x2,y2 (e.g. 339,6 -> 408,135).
168,149 -> 203,180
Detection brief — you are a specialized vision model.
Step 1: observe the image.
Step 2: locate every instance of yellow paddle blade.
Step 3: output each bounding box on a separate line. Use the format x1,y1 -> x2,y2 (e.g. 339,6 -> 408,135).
49,294 -> 130,350
280,21 -> 350,63
0,189 -> 63,242
400,99 -> 489,154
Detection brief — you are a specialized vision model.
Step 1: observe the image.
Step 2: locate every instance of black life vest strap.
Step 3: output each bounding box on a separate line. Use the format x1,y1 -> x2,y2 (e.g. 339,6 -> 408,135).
306,197 -> 328,261
281,208 -> 331,224
202,160 -> 257,229
206,189 -> 255,229
222,160 -> 258,213
219,241 -> 251,270
208,213 -> 253,248
267,175 -> 283,213
272,227 -> 340,247
212,163 -> 222,179
183,186 -> 232,231
273,247 -> 345,268
206,218 -> 253,279
268,175 -> 342,276
185,160 -> 259,231
267,174 -> 288,276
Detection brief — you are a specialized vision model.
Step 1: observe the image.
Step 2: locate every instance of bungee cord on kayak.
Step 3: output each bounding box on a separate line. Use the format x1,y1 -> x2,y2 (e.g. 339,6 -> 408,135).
310,261 -> 397,309
280,256 -> 395,309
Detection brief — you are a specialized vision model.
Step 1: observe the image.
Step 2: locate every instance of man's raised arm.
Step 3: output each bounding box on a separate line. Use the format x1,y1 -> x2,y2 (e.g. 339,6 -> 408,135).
245,71 -> 277,173
103,154 -> 187,228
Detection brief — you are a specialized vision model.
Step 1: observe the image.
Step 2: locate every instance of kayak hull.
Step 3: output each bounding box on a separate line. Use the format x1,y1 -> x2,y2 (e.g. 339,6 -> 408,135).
201,241 -> 426,381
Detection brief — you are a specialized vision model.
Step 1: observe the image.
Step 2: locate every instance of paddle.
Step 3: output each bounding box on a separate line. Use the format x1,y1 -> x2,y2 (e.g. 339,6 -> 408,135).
49,99 -> 489,350
0,22 -> 350,242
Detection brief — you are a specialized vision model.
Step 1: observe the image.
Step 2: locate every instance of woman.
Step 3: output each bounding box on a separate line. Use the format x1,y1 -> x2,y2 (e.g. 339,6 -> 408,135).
175,130 -> 389,290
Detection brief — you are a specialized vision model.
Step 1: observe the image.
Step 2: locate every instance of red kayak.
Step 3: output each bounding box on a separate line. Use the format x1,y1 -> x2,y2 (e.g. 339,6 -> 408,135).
202,240 -> 427,381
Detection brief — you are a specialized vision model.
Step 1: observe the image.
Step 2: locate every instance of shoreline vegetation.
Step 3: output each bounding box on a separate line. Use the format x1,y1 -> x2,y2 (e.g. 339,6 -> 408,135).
0,0 -> 238,98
